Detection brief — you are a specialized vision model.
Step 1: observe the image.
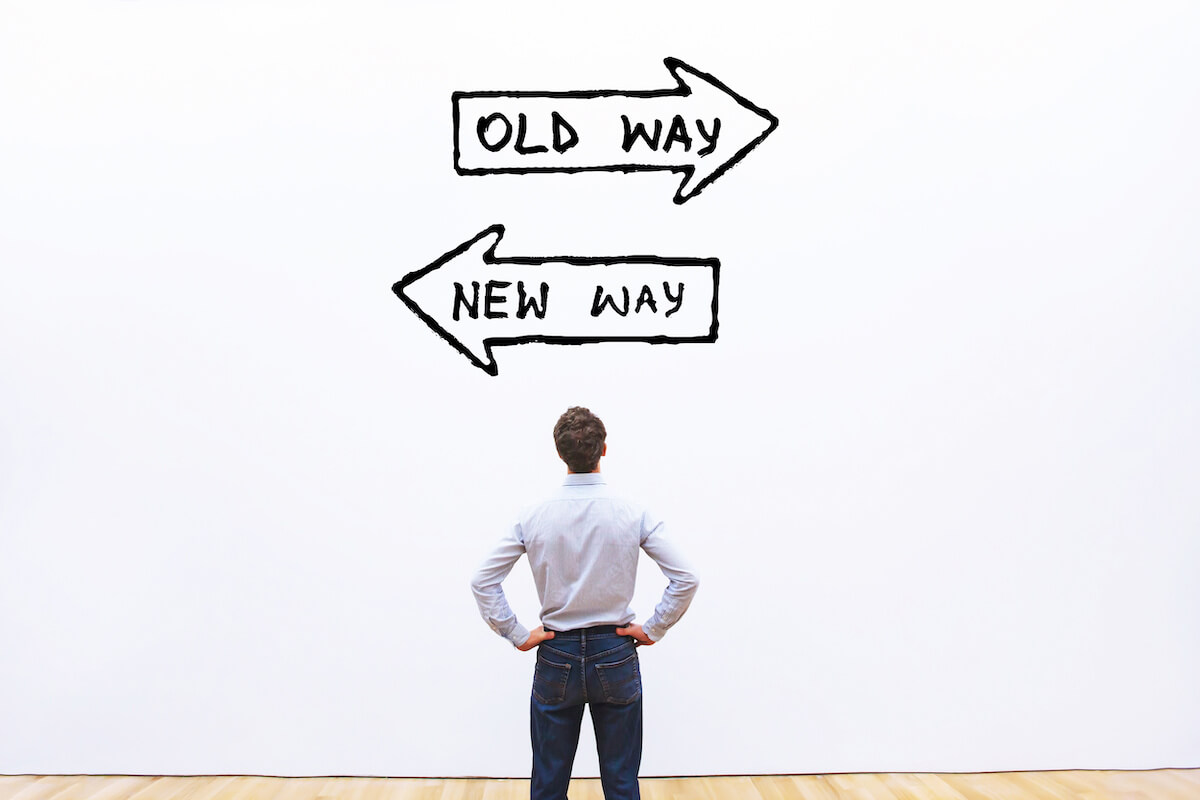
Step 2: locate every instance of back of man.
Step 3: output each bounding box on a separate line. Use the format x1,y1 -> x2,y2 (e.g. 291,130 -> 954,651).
470,407 -> 699,800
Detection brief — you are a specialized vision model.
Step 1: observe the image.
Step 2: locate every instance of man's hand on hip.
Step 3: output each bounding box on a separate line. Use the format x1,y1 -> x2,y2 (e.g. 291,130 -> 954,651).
616,623 -> 655,645
517,626 -> 556,652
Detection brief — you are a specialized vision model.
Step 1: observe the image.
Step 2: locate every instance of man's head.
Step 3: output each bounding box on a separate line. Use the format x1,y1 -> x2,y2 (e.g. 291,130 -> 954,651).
553,406 -> 607,473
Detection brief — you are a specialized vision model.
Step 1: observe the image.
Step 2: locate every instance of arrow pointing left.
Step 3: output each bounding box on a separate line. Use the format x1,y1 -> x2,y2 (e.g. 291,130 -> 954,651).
393,226 -> 720,375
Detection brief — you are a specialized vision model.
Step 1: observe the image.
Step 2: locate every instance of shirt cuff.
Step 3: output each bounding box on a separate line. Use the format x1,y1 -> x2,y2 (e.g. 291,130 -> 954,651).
641,622 -> 663,642
507,623 -> 531,648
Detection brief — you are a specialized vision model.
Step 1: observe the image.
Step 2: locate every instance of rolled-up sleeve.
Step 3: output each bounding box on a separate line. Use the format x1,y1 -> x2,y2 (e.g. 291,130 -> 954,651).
469,523 -> 531,648
639,512 -> 699,642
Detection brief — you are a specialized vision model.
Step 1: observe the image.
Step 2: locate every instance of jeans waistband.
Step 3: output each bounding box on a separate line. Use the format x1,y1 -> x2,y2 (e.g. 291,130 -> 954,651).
544,624 -> 625,636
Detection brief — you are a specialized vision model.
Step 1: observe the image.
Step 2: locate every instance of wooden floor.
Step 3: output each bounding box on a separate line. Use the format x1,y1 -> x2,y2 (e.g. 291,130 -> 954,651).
2,772 -> 1199,800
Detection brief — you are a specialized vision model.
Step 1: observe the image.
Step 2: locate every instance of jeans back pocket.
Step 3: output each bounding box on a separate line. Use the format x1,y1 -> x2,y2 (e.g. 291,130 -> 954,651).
532,654 -> 571,705
595,651 -> 641,705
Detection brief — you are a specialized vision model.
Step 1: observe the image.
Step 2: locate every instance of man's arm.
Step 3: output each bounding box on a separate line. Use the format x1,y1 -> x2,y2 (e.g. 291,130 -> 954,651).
469,523 -> 533,648
634,511 -> 699,642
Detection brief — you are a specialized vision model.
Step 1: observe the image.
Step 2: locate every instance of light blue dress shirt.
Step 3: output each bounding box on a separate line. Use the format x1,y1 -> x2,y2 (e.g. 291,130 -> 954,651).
470,473 -> 699,647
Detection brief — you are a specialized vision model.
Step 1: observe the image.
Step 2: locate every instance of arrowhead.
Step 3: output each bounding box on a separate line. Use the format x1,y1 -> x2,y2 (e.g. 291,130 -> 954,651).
392,225 -> 505,375
665,58 -> 779,204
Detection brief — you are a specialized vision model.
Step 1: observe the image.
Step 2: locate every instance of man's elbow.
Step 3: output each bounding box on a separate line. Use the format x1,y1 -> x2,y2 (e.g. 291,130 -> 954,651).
677,570 -> 699,595
469,571 -> 490,600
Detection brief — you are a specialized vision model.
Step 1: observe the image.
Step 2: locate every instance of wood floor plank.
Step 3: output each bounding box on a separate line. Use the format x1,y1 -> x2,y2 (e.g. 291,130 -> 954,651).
849,774 -> 892,800
828,772 -> 893,800
909,773 -> 971,800
39,776 -> 132,800
642,776 -> 690,800
1007,772 -> 1078,800
1060,771 -> 1126,799
2,771 -> 1199,799
1146,769 -> 1200,799
1043,770 -> 1137,800
0,776 -> 72,800
478,778 -> 527,800
71,778 -> 155,800
254,777 -> 319,800
787,774 -> 852,800
937,772 -> 1020,800
7,777 -> 86,800
0,776 -> 46,800
362,777 -> 422,800
174,776 -> 240,800
746,775 -> 794,800
217,777 -> 281,800
880,772 -> 946,800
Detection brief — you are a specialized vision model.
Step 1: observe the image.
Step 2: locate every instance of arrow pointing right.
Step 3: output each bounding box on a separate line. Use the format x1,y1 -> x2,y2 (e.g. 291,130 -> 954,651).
453,58 -> 779,204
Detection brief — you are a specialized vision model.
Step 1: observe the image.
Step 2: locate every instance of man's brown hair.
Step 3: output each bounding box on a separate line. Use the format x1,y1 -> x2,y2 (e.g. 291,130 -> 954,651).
553,407 -> 607,473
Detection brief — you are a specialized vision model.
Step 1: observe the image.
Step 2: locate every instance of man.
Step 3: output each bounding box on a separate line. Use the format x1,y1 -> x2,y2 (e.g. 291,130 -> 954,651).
470,406 -> 699,800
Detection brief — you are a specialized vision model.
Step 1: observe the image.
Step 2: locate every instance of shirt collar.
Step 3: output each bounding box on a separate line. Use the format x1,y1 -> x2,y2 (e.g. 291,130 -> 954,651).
562,473 -> 606,486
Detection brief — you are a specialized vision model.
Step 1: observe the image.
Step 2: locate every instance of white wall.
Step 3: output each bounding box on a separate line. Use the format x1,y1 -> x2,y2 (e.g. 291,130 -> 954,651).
1,0 -> 1198,777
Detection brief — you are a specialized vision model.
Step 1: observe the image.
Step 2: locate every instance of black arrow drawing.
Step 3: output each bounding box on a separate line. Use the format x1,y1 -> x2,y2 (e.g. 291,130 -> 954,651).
393,226 -> 720,375
453,58 -> 778,204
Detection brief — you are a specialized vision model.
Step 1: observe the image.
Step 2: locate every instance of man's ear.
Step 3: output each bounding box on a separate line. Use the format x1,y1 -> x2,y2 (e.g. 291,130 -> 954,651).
602,443 -> 608,457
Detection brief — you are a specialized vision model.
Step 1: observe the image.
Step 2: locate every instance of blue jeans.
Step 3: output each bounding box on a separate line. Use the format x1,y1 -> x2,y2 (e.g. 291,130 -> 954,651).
530,626 -> 642,800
